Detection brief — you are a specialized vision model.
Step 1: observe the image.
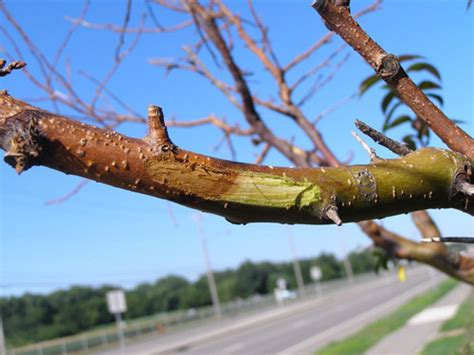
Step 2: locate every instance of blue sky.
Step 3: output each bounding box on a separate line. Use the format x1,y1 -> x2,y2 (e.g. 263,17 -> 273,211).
0,0 -> 472,296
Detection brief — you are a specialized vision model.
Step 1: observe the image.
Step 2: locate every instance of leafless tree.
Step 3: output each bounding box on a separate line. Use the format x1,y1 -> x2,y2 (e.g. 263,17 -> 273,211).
0,0 -> 473,284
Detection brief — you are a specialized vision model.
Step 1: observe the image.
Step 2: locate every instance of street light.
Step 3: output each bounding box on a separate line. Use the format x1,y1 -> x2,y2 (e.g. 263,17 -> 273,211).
193,213 -> 222,319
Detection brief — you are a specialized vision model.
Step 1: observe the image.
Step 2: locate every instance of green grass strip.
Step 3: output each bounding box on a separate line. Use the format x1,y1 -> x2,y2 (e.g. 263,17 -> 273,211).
441,289 -> 474,332
315,278 -> 457,355
420,335 -> 466,355
420,289 -> 474,355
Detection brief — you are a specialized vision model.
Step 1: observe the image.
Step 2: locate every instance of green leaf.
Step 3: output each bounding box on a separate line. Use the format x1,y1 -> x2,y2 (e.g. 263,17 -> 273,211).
382,102 -> 403,131
385,115 -> 412,130
427,93 -> 444,106
402,135 -> 417,150
418,80 -> 441,90
407,62 -> 441,81
359,75 -> 381,96
398,54 -> 425,62
381,91 -> 398,114
451,118 -> 465,125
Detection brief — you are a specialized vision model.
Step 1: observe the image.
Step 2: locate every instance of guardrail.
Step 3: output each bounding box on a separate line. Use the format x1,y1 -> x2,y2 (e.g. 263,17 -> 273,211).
8,267 -> 405,355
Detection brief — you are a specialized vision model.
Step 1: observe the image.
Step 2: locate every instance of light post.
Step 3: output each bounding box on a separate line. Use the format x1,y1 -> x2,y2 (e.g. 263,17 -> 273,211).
287,230 -> 305,297
193,213 -> 222,319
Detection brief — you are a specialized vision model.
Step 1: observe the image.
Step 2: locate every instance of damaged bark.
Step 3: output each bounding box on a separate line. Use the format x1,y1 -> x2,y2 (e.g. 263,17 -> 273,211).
0,91 -> 472,227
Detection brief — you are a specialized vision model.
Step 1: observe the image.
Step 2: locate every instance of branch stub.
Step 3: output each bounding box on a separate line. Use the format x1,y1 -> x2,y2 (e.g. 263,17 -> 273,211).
377,54 -> 400,79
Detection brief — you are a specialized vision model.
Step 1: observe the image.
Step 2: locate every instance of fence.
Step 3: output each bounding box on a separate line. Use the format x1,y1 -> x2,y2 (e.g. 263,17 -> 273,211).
8,268 -> 399,355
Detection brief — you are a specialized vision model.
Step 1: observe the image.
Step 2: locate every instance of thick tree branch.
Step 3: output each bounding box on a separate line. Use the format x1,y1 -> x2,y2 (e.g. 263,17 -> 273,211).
1,92 -> 472,228
312,0 -> 474,160
359,221 -> 474,284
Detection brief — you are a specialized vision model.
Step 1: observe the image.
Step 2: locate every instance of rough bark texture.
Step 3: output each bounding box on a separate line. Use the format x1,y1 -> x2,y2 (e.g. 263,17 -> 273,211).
312,0 -> 474,160
1,92 -> 472,227
359,221 -> 474,284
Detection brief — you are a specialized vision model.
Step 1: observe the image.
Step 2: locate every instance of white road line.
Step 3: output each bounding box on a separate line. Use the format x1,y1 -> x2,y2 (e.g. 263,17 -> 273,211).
99,267 -> 432,355
277,278 -> 439,355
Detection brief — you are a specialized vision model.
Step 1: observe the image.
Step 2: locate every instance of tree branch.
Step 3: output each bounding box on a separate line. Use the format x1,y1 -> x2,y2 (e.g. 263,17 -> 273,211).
312,0 -> 474,160
421,237 -> 474,244
355,119 -> 412,156
359,220 -> 474,284
1,92 -> 472,228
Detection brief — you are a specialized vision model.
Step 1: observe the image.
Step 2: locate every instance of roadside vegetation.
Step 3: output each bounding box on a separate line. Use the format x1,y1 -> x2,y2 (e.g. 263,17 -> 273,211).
421,289 -> 474,355
315,279 -> 457,355
1,249 -> 375,346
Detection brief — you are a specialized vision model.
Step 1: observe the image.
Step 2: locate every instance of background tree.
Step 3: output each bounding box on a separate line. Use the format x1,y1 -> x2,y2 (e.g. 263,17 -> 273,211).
0,0 -> 472,292
0,254 -> 373,346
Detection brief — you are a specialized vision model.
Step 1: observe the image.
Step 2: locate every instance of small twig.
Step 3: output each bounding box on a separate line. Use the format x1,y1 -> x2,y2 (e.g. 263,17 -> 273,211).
0,60 -> 26,77
254,143 -> 271,164
189,6 -> 221,68
324,205 -> 342,226
53,0 -> 91,68
45,180 -> 89,205
351,131 -> 378,162
147,105 -> 174,150
145,0 -> 165,30
421,237 -> 474,244
455,180 -> 474,197
312,0 -> 474,159
115,0 -> 133,62
313,94 -> 355,125
355,119 -> 412,156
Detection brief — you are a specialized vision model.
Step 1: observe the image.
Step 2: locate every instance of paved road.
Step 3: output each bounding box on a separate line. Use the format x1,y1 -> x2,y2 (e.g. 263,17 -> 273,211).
101,266 -> 443,355
367,283 -> 472,355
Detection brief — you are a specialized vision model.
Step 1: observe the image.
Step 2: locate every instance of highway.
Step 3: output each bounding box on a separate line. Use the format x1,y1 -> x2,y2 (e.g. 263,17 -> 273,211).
101,266 -> 443,354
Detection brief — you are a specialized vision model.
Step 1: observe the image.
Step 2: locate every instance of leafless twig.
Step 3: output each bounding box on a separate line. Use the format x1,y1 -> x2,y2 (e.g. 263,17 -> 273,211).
355,119 -> 412,156
0,59 -> 26,77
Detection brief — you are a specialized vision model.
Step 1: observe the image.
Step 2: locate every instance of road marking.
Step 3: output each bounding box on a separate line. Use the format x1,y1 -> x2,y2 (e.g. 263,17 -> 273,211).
102,267 -> 431,355
277,277 -> 440,355
222,342 -> 245,353
408,305 -> 458,325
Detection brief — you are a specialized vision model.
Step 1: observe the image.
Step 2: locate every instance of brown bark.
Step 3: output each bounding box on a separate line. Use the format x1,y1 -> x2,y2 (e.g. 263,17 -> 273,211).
359,221 -> 474,284
312,0 -> 474,160
1,91 -> 472,223
1,91 -> 473,283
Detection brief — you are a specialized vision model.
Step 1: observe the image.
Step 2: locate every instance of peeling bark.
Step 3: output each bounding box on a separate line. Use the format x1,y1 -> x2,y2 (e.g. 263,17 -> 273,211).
0,92 -> 472,227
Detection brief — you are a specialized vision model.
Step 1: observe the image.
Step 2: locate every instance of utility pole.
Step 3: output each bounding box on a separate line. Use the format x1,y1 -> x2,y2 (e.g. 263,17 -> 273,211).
0,315 -> 6,355
339,239 -> 354,283
287,230 -> 305,297
194,213 -> 222,319
343,256 -> 354,282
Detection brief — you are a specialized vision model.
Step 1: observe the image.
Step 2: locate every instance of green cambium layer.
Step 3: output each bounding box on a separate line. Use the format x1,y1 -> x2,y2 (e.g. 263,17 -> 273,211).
145,147 -> 472,224
223,173 -> 322,209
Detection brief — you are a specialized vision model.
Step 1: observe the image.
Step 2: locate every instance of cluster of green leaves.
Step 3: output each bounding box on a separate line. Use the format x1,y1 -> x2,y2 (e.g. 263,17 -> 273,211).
360,55 -> 444,150
1,250 -> 376,347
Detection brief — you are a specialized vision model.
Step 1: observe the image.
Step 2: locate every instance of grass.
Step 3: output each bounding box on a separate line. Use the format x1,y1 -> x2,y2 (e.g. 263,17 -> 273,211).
421,335 -> 467,355
420,289 -> 474,355
315,279 -> 457,355
441,289 -> 474,332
